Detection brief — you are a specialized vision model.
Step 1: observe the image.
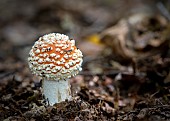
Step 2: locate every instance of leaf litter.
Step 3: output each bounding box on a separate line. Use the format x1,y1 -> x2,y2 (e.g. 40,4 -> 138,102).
0,0 -> 170,121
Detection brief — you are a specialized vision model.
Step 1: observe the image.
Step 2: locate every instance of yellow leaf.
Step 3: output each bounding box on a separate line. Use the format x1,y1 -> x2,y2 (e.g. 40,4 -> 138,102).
86,34 -> 102,45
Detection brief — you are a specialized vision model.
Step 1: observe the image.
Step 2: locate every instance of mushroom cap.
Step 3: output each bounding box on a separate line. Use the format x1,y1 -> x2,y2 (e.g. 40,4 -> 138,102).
28,33 -> 83,80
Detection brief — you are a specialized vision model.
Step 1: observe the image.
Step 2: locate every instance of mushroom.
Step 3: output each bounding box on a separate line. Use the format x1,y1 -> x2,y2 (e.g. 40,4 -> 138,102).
28,33 -> 83,105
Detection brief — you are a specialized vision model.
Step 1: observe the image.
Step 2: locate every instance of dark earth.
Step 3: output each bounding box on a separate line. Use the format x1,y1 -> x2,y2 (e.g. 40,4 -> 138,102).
0,0 -> 170,121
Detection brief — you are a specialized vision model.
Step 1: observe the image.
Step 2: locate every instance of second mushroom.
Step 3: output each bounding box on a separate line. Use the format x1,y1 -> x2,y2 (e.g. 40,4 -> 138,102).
28,33 -> 83,105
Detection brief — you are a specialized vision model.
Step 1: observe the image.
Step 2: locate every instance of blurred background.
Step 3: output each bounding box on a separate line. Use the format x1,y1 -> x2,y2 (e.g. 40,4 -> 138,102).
0,0 -> 168,62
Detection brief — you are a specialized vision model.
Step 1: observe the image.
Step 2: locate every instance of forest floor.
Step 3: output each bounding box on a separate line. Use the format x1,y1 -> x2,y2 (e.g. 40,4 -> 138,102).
0,0 -> 170,121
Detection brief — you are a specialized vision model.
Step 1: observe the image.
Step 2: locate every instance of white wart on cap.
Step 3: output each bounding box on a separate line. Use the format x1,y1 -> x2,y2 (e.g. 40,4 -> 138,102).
28,33 -> 83,80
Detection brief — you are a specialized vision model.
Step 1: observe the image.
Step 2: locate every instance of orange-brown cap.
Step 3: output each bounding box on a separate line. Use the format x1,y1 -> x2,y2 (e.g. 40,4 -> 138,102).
28,33 -> 83,80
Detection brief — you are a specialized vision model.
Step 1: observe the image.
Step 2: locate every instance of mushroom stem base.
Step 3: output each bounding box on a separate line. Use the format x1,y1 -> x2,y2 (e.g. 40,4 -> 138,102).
42,79 -> 71,105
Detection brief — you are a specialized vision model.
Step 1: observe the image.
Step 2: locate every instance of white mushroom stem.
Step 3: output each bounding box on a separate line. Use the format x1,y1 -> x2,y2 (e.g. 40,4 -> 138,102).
42,79 -> 72,105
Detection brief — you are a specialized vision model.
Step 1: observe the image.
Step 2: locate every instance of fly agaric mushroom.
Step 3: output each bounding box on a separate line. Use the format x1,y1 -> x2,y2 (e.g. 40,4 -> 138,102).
28,33 -> 83,105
